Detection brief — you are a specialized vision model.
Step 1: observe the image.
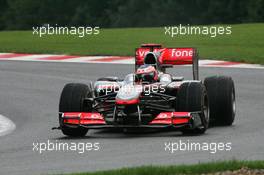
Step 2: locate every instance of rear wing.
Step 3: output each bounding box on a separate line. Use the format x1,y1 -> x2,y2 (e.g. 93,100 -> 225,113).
135,44 -> 199,80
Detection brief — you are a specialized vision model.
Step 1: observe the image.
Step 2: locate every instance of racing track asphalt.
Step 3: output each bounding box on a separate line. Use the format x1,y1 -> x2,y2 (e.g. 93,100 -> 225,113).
0,60 -> 263,175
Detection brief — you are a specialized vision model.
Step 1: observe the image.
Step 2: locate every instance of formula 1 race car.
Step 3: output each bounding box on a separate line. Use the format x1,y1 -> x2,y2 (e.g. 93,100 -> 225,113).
55,44 -> 236,137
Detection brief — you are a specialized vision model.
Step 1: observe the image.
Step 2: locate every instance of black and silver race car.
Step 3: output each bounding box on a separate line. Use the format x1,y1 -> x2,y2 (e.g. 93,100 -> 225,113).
54,44 -> 236,137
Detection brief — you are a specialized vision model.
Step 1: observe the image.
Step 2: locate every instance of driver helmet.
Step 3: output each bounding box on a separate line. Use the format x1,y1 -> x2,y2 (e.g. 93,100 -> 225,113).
135,65 -> 158,83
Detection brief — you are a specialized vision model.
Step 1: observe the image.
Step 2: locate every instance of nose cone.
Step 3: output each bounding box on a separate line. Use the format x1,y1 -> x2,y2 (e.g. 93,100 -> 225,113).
116,85 -> 142,105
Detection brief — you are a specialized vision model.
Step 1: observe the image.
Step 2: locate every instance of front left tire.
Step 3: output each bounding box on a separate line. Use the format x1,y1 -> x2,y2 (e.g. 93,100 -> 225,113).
204,76 -> 236,126
59,83 -> 92,137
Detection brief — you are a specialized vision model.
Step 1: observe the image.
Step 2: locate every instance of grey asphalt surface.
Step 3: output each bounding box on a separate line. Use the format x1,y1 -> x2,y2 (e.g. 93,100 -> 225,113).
0,60 -> 263,175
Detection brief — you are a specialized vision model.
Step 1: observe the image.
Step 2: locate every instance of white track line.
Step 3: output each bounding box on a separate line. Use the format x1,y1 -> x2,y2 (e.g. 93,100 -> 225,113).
0,114 -> 16,136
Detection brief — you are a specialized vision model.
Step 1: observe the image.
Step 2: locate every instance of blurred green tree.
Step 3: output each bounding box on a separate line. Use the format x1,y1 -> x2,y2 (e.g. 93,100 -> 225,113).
0,0 -> 263,30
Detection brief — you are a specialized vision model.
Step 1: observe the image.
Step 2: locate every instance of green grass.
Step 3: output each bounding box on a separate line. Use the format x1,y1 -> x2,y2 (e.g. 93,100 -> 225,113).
62,160 -> 264,175
0,23 -> 263,64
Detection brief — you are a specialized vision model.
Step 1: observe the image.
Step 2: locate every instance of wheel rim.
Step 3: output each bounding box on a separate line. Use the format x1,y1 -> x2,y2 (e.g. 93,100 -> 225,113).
203,95 -> 210,125
232,89 -> 236,117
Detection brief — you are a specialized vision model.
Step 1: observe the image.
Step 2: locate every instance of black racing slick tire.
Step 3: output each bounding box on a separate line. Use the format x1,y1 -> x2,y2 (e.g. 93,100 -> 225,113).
59,83 -> 92,137
177,82 -> 209,135
204,76 -> 235,126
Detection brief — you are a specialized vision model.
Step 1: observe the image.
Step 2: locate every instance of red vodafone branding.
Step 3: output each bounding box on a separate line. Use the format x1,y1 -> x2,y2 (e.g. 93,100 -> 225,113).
135,47 -> 195,65
171,48 -> 193,57
135,48 -> 148,65
135,48 -> 161,64
136,48 -> 161,58
160,48 -> 194,65
81,113 -> 103,120
136,48 -> 149,58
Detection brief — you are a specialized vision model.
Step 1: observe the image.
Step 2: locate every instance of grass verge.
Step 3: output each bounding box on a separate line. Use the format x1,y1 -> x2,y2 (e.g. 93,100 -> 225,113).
64,160 -> 264,175
0,23 -> 263,64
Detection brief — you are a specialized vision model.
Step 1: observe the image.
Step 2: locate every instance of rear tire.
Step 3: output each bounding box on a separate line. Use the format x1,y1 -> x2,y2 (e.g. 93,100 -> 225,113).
177,82 -> 209,135
59,83 -> 92,137
204,76 -> 235,126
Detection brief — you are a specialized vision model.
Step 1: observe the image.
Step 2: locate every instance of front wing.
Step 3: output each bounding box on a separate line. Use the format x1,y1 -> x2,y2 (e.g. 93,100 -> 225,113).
58,112 -> 203,130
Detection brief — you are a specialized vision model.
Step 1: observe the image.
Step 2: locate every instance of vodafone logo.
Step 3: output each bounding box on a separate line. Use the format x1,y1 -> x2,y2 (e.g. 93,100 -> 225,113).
135,47 -> 194,65
136,48 -> 194,59
159,113 -> 169,119
171,49 -> 193,57
136,48 -> 160,58
90,114 -> 99,119
137,51 -> 146,57
83,113 -> 103,119
157,112 -> 172,119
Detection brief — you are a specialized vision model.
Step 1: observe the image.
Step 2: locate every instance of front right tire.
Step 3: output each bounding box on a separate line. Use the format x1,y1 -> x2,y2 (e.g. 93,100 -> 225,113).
177,82 -> 209,135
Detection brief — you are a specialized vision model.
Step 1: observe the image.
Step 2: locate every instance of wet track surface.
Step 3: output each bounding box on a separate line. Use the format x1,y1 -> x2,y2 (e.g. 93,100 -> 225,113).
0,61 -> 263,175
